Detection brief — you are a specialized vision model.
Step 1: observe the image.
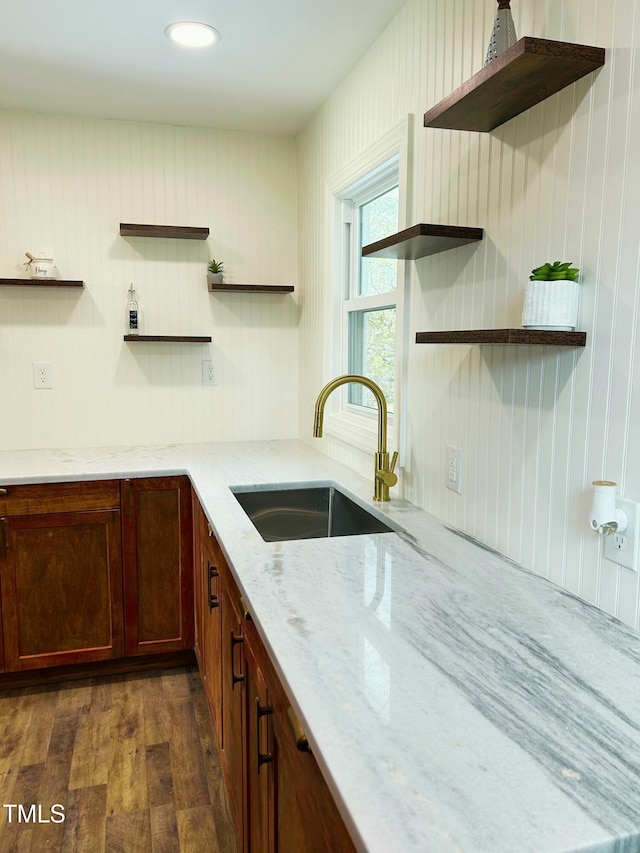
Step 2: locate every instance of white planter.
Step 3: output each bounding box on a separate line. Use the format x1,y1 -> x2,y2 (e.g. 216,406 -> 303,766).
207,272 -> 223,285
521,279 -> 580,331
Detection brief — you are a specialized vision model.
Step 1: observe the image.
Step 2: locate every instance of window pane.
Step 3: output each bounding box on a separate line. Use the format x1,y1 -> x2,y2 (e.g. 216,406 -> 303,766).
348,307 -> 396,413
358,187 -> 398,297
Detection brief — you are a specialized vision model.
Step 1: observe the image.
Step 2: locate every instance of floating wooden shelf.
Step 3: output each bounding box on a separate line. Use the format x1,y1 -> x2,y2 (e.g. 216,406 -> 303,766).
424,37 -> 605,132
208,283 -> 294,293
119,223 -> 209,240
362,224 -> 483,260
124,335 -> 212,343
0,278 -> 84,288
416,329 -> 587,347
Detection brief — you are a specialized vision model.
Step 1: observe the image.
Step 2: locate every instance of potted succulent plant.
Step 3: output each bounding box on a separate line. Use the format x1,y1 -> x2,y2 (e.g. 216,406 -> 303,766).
207,259 -> 224,285
522,261 -> 581,331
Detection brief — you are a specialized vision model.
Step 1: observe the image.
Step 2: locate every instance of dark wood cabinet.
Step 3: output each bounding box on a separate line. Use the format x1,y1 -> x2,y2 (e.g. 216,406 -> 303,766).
0,477 -> 357,850
0,481 -> 124,671
0,589 -> 4,672
197,500 -> 277,851
0,476 -> 194,677
0,596 -> 5,672
193,495 -> 206,671
272,704 -> 356,853
245,641 -> 274,853
211,529 -> 354,853
251,627 -> 355,853
221,578 -> 247,842
193,495 -> 223,745
203,535 -> 224,743
220,570 -> 276,853
121,476 -> 194,657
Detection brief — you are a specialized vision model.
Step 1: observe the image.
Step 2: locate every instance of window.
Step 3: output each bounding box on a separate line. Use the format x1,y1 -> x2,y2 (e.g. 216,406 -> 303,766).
326,116 -> 411,457
341,160 -> 399,416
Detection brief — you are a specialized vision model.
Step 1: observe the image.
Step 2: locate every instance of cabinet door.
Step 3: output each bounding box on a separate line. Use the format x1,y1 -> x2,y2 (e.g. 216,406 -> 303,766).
0,517 -> 5,672
0,510 -> 124,671
273,706 -> 356,853
121,477 -> 194,656
192,492 -> 207,670
217,565 -> 356,853
194,495 -> 223,744
245,642 -> 274,853
221,581 -> 246,844
0,592 -> 4,673
202,532 -> 223,745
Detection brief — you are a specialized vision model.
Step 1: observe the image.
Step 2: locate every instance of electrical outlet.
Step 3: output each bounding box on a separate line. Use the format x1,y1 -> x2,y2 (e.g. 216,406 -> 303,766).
202,359 -> 219,386
446,445 -> 462,494
604,497 -> 640,572
32,362 -> 53,389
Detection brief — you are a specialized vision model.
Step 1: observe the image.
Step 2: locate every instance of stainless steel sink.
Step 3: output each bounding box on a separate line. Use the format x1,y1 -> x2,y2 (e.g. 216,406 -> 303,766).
232,484 -> 394,542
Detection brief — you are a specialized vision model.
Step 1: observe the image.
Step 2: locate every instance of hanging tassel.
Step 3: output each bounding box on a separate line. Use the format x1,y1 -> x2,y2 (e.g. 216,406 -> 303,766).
484,0 -> 518,66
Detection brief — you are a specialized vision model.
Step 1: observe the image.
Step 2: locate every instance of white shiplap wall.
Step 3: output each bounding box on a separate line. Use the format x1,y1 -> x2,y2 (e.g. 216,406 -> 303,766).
0,111 -> 299,449
296,0 -> 640,629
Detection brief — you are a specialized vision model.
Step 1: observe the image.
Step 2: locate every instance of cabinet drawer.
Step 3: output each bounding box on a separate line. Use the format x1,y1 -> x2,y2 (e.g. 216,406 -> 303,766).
0,480 -> 121,516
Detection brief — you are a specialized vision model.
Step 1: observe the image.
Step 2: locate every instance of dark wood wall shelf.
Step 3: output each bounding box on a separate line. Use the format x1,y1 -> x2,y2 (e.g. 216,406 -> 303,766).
424,37 -> 605,132
362,224 -> 483,260
416,329 -> 586,347
208,283 -> 294,294
124,335 -> 212,343
0,278 -> 84,288
119,223 -> 209,240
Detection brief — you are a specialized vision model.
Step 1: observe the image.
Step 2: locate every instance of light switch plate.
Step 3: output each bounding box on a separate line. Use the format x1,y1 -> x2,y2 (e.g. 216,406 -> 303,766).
446,445 -> 462,494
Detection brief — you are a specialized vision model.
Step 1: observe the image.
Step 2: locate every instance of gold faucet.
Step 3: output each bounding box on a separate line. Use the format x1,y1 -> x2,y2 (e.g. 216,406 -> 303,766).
313,374 -> 398,501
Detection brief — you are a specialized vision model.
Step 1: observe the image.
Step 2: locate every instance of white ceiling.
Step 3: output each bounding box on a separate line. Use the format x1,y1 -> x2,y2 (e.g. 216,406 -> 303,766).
0,0 -> 407,135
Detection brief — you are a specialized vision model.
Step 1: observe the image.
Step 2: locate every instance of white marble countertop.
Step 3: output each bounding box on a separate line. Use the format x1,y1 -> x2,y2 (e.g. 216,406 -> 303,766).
1,440 -> 639,853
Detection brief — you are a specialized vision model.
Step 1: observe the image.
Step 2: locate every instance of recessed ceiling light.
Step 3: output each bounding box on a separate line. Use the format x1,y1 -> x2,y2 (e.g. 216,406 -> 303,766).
165,21 -> 221,48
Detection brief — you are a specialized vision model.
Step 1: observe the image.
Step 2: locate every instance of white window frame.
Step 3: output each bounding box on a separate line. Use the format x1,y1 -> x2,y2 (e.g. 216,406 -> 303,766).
343,169 -> 399,415
325,116 -> 412,460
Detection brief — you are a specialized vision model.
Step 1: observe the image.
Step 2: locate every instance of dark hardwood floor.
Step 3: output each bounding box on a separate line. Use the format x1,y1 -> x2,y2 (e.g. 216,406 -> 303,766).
0,666 -> 239,852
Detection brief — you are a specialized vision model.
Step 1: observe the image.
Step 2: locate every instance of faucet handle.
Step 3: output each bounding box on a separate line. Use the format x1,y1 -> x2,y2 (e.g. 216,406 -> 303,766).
376,451 -> 399,489
377,469 -> 398,488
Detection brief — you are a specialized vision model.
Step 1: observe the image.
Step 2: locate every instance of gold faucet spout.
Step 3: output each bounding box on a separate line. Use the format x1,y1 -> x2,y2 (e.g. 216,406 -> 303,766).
313,409 -> 324,438
313,374 -> 397,501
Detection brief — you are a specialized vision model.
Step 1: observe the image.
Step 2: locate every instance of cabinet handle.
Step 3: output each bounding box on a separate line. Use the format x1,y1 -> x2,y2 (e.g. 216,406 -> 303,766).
230,631 -> 244,688
239,596 -> 252,621
208,562 -> 220,610
0,488 -> 8,496
207,523 -> 213,537
256,698 -> 273,773
286,706 -> 310,753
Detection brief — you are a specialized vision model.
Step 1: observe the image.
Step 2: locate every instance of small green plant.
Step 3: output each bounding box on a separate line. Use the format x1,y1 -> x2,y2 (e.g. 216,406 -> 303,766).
207,259 -> 224,274
530,261 -> 579,282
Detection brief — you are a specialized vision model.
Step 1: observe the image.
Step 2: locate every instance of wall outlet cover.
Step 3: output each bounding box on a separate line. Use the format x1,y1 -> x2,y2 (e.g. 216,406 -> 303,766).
604,497 -> 640,572
202,359 -> 219,386
32,362 -> 53,389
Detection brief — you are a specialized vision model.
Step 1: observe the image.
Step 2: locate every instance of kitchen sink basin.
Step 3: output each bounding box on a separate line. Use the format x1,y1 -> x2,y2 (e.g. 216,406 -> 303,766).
231,484 -> 394,542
